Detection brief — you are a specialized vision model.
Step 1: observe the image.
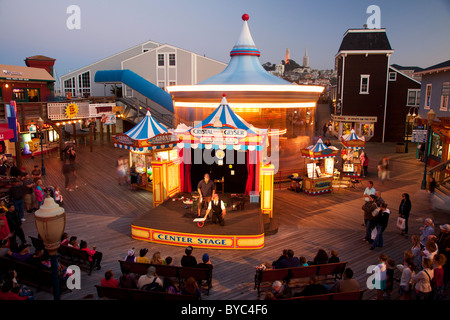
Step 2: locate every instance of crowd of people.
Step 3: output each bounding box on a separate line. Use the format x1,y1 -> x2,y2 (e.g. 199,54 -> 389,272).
98,245 -> 213,300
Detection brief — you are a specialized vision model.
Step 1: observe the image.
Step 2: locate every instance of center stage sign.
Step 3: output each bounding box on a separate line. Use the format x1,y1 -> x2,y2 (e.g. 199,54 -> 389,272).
131,225 -> 264,250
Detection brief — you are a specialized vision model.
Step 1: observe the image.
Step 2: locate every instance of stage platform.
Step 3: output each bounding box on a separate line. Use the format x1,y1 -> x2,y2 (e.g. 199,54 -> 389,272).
131,193 -> 266,250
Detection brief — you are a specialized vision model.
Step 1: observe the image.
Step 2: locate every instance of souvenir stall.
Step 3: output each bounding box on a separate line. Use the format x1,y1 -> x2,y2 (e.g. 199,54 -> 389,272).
113,110 -> 180,207
340,129 -> 366,177
300,138 -> 339,195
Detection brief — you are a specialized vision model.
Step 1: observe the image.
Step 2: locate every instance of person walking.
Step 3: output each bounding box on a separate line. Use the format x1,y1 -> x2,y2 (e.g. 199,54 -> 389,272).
362,195 -> 378,243
360,152 -> 369,177
398,193 -> 412,235
370,202 -> 390,250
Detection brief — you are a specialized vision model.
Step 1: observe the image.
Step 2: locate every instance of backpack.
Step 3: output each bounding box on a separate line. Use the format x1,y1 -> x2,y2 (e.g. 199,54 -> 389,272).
142,277 -> 162,292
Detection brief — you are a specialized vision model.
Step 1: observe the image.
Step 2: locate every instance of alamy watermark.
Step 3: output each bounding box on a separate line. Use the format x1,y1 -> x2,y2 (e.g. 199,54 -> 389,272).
66,5 -> 81,30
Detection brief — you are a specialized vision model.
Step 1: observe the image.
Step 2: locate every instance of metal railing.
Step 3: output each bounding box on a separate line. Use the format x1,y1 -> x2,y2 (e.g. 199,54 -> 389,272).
428,159 -> 450,186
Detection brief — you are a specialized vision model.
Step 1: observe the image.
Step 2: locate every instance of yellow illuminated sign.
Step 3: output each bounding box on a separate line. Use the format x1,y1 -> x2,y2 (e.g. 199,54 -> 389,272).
65,103 -> 79,118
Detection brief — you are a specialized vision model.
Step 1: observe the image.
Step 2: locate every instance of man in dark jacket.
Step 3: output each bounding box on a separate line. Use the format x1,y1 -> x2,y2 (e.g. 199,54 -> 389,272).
362,195 -> 378,243
5,204 -> 27,250
9,180 -> 26,222
273,249 -> 300,269
370,203 -> 390,250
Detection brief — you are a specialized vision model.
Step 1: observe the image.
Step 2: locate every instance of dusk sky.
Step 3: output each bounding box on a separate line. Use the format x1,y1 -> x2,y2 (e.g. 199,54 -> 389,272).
1,0 -> 449,86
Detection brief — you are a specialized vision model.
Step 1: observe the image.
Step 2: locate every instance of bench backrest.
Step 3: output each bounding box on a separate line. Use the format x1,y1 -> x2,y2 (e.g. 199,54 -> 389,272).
95,285 -> 197,301
316,262 -> 347,277
118,260 -> 210,282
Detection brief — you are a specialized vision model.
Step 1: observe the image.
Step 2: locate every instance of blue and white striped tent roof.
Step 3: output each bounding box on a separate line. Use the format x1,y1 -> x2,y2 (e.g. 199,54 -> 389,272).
193,95 -> 259,135
307,138 -> 337,152
340,129 -> 365,150
114,110 -> 176,152
124,110 -> 168,140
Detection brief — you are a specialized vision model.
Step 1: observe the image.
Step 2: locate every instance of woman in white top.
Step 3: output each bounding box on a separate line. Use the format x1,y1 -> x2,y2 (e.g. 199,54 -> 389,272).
411,258 -> 434,300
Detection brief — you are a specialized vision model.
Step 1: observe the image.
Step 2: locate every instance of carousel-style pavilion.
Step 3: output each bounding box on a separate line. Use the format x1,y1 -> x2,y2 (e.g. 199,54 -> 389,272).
167,14 -> 324,163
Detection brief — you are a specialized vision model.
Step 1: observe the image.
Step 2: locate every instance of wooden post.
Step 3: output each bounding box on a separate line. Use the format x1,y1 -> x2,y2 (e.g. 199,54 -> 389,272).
89,126 -> 93,152
99,121 -> 103,144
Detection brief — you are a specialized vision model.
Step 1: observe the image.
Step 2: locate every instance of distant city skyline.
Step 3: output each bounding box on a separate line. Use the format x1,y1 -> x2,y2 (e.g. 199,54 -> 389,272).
0,0 -> 449,83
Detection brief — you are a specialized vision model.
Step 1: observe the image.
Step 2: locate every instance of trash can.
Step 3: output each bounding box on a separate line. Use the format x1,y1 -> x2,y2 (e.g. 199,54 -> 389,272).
396,142 -> 405,153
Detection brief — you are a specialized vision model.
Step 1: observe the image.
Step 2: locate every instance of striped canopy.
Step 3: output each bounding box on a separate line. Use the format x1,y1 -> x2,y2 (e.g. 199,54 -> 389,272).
301,138 -> 339,160
340,129 -> 365,150
176,95 -> 267,151
125,110 -> 168,140
114,110 -> 178,152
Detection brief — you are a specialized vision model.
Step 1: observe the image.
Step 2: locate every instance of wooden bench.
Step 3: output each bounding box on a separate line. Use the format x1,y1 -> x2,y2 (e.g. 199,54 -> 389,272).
58,244 -> 97,276
118,260 -> 212,294
95,285 -> 198,301
285,290 -> 365,301
0,255 -> 67,294
254,262 -> 347,297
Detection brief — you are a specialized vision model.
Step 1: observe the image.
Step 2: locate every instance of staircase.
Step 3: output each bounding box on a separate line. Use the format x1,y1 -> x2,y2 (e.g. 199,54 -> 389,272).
117,97 -> 174,128
429,159 -> 450,196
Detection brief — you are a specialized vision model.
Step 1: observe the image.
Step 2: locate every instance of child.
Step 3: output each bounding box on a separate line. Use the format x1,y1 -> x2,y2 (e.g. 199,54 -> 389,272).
125,248 -> 136,262
384,258 -> 395,299
411,235 -> 422,272
397,252 -> 415,300
432,254 -> 447,300
54,186 -> 63,205
299,256 -> 308,267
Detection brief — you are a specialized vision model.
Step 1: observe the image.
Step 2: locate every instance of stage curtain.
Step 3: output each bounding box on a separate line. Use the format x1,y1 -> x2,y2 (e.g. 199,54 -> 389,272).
245,150 -> 255,195
182,148 -> 192,192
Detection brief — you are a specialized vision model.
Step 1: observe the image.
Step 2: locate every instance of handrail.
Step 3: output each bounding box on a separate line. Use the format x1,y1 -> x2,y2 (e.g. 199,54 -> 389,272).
428,159 -> 450,186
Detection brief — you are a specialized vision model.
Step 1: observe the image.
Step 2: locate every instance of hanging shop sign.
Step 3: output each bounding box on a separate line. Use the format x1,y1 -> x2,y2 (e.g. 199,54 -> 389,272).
113,134 -> 135,146
147,133 -> 178,146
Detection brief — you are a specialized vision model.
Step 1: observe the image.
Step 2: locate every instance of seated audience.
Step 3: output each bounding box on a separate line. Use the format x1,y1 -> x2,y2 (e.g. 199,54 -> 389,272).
330,268 -> 360,293
100,270 -> 119,288
150,251 -> 165,265
181,277 -> 201,300
119,267 -> 137,289
273,249 -> 300,269
7,244 -> 32,263
294,275 -> 328,297
79,240 -> 102,270
181,246 -> 197,268
328,250 -> 340,263
137,266 -> 163,289
271,280 -> 292,299
135,248 -> 149,264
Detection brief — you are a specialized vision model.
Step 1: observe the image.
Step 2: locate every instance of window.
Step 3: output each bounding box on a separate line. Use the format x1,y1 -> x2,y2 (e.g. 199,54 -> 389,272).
389,72 -> 397,81
158,82 -> 165,90
407,89 -> 421,106
430,132 -> 442,161
27,89 -> 40,102
169,81 -> 176,86
12,88 -> 40,102
425,84 -> 432,109
63,77 -> 76,97
158,54 -> 164,66
77,71 -> 90,97
440,82 -> 450,111
169,54 -> 176,66
12,89 -> 26,101
360,75 -> 370,94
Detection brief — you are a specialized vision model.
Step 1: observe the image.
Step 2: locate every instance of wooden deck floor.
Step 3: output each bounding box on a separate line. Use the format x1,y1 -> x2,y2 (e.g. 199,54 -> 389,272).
17,139 -> 449,301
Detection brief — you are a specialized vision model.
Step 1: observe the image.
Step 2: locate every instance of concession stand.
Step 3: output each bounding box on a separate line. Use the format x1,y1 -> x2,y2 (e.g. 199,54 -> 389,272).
113,110 -> 180,207
340,129 -> 366,177
300,137 -> 339,195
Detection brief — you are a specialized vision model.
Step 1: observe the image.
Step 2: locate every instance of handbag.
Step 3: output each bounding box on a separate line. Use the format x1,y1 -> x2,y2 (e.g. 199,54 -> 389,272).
397,217 -> 406,230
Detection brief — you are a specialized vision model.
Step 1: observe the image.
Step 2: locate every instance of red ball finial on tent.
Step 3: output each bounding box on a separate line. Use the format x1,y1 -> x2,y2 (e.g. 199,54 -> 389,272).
242,14 -> 249,21
223,93 -> 226,97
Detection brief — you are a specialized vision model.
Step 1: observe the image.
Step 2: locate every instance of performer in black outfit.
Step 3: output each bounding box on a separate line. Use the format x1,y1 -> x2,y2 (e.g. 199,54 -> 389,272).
197,173 -> 215,217
204,193 -> 226,226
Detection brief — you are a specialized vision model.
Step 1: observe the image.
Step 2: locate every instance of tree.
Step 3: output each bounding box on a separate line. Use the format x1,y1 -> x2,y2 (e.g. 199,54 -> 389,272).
262,62 -> 275,71
284,59 -> 301,72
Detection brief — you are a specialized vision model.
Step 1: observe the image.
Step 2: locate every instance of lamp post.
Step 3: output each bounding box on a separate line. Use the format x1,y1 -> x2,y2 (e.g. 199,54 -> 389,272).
34,196 -> 66,300
421,109 -> 436,190
404,107 -> 418,153
37,117 -> 46,176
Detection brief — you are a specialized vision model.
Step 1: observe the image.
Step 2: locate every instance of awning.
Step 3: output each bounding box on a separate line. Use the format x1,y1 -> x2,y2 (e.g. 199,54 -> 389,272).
301,138 -> 339,159
114,143 -> 177,152
0,126 -> 15,141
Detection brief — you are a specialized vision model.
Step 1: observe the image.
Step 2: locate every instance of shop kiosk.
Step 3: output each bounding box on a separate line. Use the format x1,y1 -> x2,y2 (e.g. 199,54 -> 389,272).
300,138 -> 339,195
340,129 -> 366,177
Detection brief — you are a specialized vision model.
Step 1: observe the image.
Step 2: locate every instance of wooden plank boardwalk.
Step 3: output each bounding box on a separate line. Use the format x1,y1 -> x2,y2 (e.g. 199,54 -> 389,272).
16,138 -> 449,301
